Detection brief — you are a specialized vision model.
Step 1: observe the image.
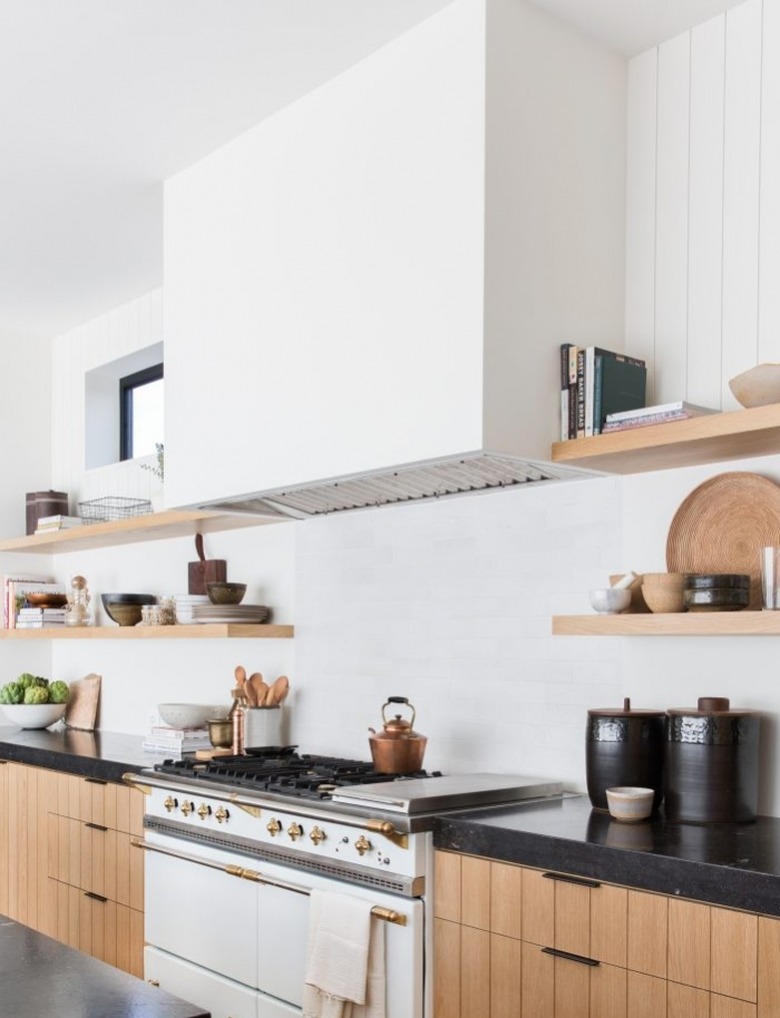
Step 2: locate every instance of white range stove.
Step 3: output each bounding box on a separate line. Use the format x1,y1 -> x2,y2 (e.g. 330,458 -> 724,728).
126,749 -> 562,1018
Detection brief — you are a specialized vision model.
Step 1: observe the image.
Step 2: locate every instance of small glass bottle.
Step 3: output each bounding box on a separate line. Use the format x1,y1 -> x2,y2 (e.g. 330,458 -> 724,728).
65,574 -> 91,627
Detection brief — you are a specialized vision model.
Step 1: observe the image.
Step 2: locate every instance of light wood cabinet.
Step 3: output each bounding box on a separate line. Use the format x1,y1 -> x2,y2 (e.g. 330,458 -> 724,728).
433,850 -> 778,1018
46,770 -> 145,977
0,759 -> 145,978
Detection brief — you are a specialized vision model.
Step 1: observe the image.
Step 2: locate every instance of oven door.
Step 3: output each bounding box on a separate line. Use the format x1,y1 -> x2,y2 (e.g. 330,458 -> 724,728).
142,831 -> 424,1017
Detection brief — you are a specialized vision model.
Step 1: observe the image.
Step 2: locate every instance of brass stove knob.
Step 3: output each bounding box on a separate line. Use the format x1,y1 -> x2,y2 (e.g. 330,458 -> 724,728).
287,821 -> 303,841
354,835 -> 372,856
266,817 -> 281,837
309,826 -> 326,846
163,795 -> 178,813
197,803 -> 212,821
180,801 -> 194,817
215,806 -> 230,824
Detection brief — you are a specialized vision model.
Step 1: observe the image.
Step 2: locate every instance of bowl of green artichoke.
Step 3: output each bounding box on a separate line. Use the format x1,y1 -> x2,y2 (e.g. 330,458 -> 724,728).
0,673 -> 69,729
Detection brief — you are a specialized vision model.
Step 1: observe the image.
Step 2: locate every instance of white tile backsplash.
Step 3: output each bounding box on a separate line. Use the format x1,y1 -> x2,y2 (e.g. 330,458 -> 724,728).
291,478 -> 624,789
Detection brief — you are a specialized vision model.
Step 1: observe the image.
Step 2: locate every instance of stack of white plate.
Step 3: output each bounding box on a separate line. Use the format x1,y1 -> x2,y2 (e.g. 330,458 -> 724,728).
191,604 -> 270,624
173,594 -> 210,625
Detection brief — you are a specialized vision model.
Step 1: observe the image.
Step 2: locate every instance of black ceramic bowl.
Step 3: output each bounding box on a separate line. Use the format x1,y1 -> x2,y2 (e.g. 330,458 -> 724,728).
101,593 -> 157,627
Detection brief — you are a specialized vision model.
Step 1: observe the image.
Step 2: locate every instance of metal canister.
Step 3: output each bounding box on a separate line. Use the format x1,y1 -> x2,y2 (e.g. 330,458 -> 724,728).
586,698 -> 666,812
664,697 -> 761,823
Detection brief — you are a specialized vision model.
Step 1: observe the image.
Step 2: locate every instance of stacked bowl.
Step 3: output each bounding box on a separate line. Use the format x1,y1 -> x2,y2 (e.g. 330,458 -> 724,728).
172,594 -> 210,625
683,574 -> 750,611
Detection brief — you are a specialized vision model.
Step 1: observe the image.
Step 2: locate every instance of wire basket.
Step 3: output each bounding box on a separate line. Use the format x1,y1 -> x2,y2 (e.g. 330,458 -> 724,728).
77,496 -> 153,522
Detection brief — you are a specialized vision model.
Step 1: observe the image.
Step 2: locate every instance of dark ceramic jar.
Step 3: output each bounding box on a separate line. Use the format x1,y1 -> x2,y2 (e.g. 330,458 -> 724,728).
664,697 -> 761,824
586,698 -> 666,812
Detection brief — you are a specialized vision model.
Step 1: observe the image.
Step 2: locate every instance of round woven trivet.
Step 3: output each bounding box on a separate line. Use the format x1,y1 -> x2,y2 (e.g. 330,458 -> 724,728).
666,472 -> 780,609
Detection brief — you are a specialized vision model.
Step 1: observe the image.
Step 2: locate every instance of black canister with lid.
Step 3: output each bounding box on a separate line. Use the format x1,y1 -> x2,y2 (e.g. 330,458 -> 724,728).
586,698 -> 666,812
664,697 -> 761,824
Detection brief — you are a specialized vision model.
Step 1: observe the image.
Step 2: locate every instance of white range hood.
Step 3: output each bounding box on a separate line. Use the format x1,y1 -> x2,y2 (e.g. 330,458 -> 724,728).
163,0 -> 626,519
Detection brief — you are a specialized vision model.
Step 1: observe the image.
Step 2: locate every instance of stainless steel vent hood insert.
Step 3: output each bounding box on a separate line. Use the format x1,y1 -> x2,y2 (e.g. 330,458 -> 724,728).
197,451 -> 602,520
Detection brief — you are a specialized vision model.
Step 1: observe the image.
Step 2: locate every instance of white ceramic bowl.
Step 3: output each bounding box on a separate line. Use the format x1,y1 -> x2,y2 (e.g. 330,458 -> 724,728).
589,588 -> 631,614
157,703 -> 228,729
1,702 -> 67,729
605,786 -> 655,823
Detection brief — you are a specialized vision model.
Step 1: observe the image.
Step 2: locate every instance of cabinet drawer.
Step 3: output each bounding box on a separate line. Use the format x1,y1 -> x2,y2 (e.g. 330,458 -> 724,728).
52,877 -> 144,977
52,773 -> 144,836
48,816 -> 143,910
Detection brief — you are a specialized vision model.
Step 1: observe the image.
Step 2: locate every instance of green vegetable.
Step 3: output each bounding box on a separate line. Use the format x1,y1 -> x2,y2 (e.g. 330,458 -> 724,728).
32,675 -> 48,688
48,680 -> 69,704
0,682 -> 23,704
16,672 -> 37,691
23,686 -> 49,705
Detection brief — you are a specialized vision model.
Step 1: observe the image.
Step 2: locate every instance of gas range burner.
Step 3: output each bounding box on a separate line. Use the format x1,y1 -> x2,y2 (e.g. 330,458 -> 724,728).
153,749 -> 441,801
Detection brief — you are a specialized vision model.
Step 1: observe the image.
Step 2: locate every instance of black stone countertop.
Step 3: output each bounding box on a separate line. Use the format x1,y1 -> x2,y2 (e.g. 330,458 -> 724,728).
0,914 -> 209,1018
0,726 -> 157,783
433,793 -> 780,917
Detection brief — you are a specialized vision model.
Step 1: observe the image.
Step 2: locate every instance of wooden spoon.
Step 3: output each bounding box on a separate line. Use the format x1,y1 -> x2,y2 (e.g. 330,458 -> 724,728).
266,675 -> 289,706
249,672 -> 269,706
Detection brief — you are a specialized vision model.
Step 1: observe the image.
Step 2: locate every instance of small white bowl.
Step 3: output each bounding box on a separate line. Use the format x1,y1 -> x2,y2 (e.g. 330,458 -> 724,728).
1,702 -> 67,729
157,703 -> 228,729
589,588 -> 631,614
605,786 -> 655,823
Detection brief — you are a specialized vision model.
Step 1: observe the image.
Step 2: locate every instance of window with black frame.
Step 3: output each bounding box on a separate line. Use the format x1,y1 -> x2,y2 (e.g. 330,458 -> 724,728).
119,363 -> 164,461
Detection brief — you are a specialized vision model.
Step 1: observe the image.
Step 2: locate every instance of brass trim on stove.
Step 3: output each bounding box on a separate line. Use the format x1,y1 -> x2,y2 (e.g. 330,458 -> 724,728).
365,819 -> 409,849
229,792 -> 262,817
122,772 -> 152,795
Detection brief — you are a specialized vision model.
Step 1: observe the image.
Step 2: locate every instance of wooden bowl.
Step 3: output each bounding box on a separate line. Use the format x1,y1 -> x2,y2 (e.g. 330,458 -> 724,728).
640,573 -> 687,613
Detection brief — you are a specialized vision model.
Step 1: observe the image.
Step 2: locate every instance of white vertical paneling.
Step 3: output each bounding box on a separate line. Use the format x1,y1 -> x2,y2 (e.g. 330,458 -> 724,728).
625,48 -> 658,401
722,0 -> 763,406
654,32 -> 690,404
759,0 -> 780,361
687,15 -> 725,409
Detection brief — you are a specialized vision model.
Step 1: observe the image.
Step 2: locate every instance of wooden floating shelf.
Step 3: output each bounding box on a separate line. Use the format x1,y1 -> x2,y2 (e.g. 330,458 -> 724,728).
552,612 -> 780,636
0,509 -> 281,555
0,624 -> 294,640
551,403 -> 780,474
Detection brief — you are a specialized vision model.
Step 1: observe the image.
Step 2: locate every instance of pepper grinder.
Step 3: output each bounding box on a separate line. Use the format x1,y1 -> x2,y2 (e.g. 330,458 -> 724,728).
230,686 -> 247,755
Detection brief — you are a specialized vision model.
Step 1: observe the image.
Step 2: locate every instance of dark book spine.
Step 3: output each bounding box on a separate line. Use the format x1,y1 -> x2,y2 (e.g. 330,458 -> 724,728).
593,353 -> 604,435
559,344 -> 573,440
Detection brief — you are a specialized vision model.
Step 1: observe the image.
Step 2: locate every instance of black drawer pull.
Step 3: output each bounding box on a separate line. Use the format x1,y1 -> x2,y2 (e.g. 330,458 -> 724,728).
542,871 -> 601,889
84,891 -> 108,903
541,947 -> 600,967
84,822 -> 108,832
85,777 -> 108,786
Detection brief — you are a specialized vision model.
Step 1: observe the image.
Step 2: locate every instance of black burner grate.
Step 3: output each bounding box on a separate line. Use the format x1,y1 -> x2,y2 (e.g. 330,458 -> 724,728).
153,749 -> 439,800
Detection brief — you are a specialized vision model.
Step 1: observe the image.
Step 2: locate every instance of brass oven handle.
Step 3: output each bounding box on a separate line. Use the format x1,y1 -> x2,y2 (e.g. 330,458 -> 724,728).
133,838 -> 407,926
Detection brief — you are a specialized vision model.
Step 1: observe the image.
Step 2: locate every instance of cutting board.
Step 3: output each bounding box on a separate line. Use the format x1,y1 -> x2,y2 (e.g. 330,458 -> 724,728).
64,673 -> 101,731
188,533 -> 226,595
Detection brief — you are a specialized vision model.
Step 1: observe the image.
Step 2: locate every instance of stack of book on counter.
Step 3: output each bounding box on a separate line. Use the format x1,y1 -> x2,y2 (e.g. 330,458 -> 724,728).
16,606 -> 66,628
559,344 -> 647,439
602,401 -> 718,433
142,725 -> 213,755
34,514 -> 84,533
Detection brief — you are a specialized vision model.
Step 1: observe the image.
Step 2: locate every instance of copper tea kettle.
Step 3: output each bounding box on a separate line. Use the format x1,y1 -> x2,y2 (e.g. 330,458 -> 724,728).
369,696 -> 427,775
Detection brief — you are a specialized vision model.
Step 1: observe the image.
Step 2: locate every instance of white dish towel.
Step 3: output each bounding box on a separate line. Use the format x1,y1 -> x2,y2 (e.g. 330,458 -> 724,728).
302,889 -> 386,1018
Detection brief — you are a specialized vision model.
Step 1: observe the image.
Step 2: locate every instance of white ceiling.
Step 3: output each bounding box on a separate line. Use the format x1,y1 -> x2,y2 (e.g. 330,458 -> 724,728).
0,0 -> 745,342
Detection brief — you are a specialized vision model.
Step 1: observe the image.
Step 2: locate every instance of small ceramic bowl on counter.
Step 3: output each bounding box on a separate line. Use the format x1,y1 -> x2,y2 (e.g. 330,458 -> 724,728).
605,786 -> 655,823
